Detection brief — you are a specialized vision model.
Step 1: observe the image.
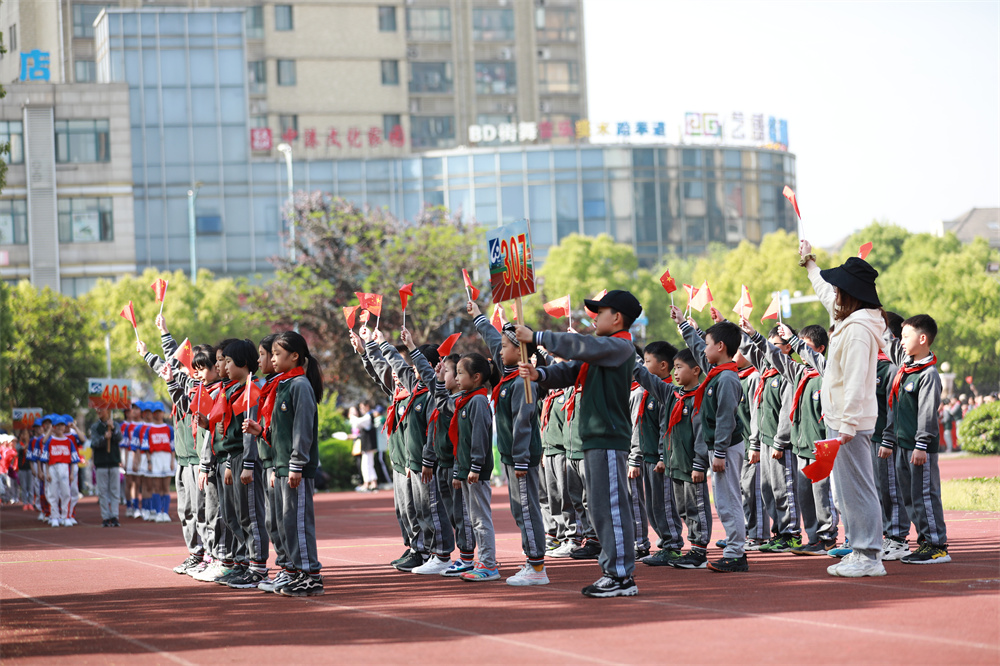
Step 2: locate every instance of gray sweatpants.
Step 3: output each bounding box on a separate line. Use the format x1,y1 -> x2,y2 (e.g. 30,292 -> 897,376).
567,457 -> 596,541
461,479 -> 496,569
895,450 -> 947,546
175,465 -> 203,555
584,448 -> 635,579
714,443 -> 747,558
269,470 -> 288,570
504,464 -> 546,564
643,462 -> 683,550
627,473 -> 650,551
542,453 -> 575,541
673,479 -> 712,548
204,466 -> 227,561
217,459 -> 246,565
741,456 -> 769,542
19,467 -> 33,506
539,461 -> 553,536
279,476 -> 321,574
425,471 -> 455,558
408,468 -> 438,557
393,469 -> 420,552
437,466 -> 473,557
828,428 -> 882,559
796,455 -> 839,544
95,467 -> 121,521
762,447 -> 801,537
871,442 -> 910,541
227,453 -> 269,569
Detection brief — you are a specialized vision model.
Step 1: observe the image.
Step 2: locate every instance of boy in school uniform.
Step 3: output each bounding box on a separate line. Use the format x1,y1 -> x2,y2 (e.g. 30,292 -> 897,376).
884,315 -> 949,564
627,355 -> 653,561
517,290 -> 642,597
735,351 -> 768,550
562,385 -> 600,559
539,382 -> 577,557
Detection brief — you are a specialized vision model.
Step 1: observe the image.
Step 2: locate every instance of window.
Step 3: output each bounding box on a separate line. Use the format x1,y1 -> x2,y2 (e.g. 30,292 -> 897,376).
250,115 -> 268,128
75,59 -> 96,82
57,198 -> 114,242
9,24 -> 16,52
60,277 -> 105,297
276,59 -> 296,86
535,7 -> 578,41
409,62 -> 452,93
378,6 -> 397,31
475,62 -> 516,95
472,8 -> 514,41
55,119 -> 110,163
278,114 -> 298,136
73,4 -> 105,38
410,116 -> 454,149
274,5 -> 293,31
0,121 -> 24,164
381,59 -> 399,85
406,8 -> 451,41
196,215 -> 223,235
248,60 -> 266,94
246,6 -> 264,38
383,114 -> 401,140
537,61 -> 579,94
0,199 -> 28,245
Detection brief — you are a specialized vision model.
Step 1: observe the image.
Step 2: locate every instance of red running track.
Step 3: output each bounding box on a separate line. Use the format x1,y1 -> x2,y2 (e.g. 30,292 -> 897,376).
2,455 -> 998,665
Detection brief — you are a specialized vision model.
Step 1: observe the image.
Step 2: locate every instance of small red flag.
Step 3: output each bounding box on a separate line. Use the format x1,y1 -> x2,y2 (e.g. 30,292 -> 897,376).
732,284 -> 753,319
858,242 -> 873,260
208,386 -> 227,428
150,278 -> 168,302
689,280 -> 713,312
359,309 -> 370,325
235,378 -> 262,416
965,375 -> 974,385
171,338 -> 195,375
782,186 -> 801,220
761,294 -> 781,322
491,303 -> 506,331
119,301 -> 137,328
659,269 -> 677,294
462,269 -> 480,301
802,438 -> 842,482
437,332 -> 462,357
366,293 -> 384,317
585,289 -> 608,319
192,384 -> 214,418
543,295 -> 571,319
343,306 -> 359,328
399,283 -> 414,311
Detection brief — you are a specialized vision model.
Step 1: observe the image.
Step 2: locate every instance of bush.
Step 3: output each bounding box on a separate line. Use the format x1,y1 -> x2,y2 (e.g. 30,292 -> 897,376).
318,437 -> 356,491
317,392 -> 349,440
958,402 -> 1000,454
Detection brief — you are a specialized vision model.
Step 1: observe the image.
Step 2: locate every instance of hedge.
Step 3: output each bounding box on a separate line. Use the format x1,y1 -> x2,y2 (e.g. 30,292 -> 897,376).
958,402 -> 1000,455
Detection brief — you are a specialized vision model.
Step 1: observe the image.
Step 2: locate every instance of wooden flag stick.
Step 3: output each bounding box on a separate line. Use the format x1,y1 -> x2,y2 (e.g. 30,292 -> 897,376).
513,296 -> 533,404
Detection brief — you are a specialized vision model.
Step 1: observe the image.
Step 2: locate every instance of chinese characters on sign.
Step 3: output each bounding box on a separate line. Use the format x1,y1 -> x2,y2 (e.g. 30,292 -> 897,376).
250,125 -> 406,152
20,50 -> 51,81
684,112 -> 789,151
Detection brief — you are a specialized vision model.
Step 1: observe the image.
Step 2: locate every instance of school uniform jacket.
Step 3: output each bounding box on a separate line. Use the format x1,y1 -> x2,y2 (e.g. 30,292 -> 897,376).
886,338 -> 942,453
741,331 -> 794,452
769,334 -> 828,459
271,375 -> 320,478
680,322 -> 742,459
628,373 -> 665,467
377,342 -> 434,474
634,360 -> 709,480
453,392 -> 494,481
363,342 -> 410,475
409,349 -> 455,470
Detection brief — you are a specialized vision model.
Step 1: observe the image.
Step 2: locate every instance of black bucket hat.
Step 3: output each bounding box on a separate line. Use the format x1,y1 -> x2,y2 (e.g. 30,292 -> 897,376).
820,257 -> 881,308
583,289 -> 643,321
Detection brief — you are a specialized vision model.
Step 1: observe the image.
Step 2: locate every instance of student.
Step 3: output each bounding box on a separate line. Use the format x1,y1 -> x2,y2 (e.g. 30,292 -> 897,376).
32,416 -> 52,521
627,346 -> 653,561
90,407 -> 123,527
674,307 -> 749,572
562,384 -> 600,559
40,416 -> 78,527
16,426 -> 33,510
470,303 -> 549,587
517,290 -> 642,597
874,312 -> 911,561
246,331 -> 324,596
193,346 -> 231,583
735,349 -> 768,550
141,403 -> 175,523
539,380 -> 577,558
885,315 -> 949,564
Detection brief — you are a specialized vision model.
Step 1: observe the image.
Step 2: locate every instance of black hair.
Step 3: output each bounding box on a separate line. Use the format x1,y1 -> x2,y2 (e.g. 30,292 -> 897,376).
458,353 -> 492,388
705,321 -> 742,357
485,358 -> 502,387
798,325 -> 829,352
886,311 -> 904,340
224,339 -> 260,373
395,344 -> 409,355
674,348 -> 701,374
259,333 -> 279,354
902,314 -> 937,346
192,347 -> 217,370
446,353 -> 461,368
216,339 -> 239,359
768,325 -> 797,342
531,349 -> 549,368
502,323 -> 538,358
274,331 -> 324,402
612,309 -> 636,330
644,340 -> 678,368
634,344 -> 645,357
416,344 -> 440,367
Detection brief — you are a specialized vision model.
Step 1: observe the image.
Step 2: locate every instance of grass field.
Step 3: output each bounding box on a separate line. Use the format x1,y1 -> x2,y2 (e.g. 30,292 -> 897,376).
942,476 -> 1000,512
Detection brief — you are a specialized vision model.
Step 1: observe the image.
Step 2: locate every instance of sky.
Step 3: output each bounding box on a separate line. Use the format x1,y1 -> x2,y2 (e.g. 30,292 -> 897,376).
583,0 -> 1000,247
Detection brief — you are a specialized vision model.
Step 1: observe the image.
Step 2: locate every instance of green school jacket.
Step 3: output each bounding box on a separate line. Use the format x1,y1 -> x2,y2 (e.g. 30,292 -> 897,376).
270,376 -> 319,478
791,373 -> 825,459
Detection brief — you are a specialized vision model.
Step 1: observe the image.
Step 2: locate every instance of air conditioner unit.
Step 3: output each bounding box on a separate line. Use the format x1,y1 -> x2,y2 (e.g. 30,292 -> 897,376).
499,48 -> 512,60
406,46 -> 418,59
409,100 -> 420,114
537,48 -> 551,60
540,101 -> 552,113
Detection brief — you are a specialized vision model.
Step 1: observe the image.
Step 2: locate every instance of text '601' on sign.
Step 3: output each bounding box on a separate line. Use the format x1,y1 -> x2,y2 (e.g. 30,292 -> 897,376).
88,378 -> 133,410
486,219 -> 536,303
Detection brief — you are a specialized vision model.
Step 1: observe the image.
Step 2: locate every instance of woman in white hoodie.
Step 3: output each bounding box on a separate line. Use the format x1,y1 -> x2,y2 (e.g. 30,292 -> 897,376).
800,240 -> 888,578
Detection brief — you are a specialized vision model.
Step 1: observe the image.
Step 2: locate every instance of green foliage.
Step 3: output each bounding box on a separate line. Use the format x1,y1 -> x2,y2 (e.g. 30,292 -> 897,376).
317,392 -> 349,440
317,437 -> 356,491
958,402 -> 1000,455
941,477 -> 1000,512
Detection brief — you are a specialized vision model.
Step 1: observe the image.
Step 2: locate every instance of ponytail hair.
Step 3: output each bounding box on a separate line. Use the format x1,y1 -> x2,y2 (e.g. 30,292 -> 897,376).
274,331 -> 324,402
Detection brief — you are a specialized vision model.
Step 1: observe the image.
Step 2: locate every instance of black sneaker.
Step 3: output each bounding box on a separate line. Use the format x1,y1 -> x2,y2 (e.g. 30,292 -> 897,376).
394,551 -> 426,572
173,554 -> 202,574
670,548 -> 708,569
228,569 -> 267,589
791,541 -> 828,556
111,518 -> 121,527
391,549 -> 413,567
545,535 -> 560,551
901,543 -> 952,565
642,549 -> 682,566
102,519 -> 110,527
635,546 -> 651,560
570,540 -> 602,560
708,554 -> 750,572
216,565 -> 248,585
582,574 -> 638,598
279,572 -> 325,597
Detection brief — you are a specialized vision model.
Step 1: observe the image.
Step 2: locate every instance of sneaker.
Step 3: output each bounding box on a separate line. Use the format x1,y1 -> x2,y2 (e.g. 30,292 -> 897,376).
214,564 -> 243,585
901,543 -> 951,565
111,518 -> 121,527
505,563 -> 550,586
102,519 -> 110,527
669,549 -> 708,569
37,512 -> 47,521
440,560 -> 475,577
791,541 -> 830,556
715,539 -> 728,548
642,549 -> 682,566
570,540 -> 602,560
259,570 -> 295,593
187,559 -> 210,579
827,541 -> 853,558
412,556 -> 453,575
192,560 -> 224,582
394,551 -> 426,572
279,572 -> 325,597
744,539 -> 766,551
159,513 -> 172,523
460,562 -> 501,582
830,552 -> 887,577
882,537 -> 912,562
391,549 -> 413,567
758,535 -> 802,553
228,569 -> 268,589
548,541 -> 577,558
48,518 -> 60,527
581,574 -> 638,598
65,518 -> 77,526
545,536 -> 560,552
708,555 -> 750,572
173,554 -> 202,574
635,546 -> 651,560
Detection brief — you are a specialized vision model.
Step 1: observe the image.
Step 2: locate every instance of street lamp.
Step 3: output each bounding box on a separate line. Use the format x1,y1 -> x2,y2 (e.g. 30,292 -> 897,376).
276,142 -> 295,263
187,182 -> 203,284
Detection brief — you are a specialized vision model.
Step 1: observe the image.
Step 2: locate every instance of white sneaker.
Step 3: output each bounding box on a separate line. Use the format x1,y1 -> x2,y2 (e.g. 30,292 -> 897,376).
882,538 -> 910,561
37,512 -> 47,521
411,556 -> 453,575
193,561 -> 224,582
831,552 -> 887,578
548,541 -> 577,558
161,513 -> 172,523
48,518 -> 60,527
65,518 -> 78,526
505,563 -> 550,586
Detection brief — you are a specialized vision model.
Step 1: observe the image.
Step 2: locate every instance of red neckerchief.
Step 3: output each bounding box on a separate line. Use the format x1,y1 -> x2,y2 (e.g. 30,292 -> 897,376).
888,354 -> 936,409
569,330 -> 633,421
540,389 -> 565,430
693,362 -> 738,414
753,368 -> 780,407
738,366 -> 757,380
426,409 -> 440,437
449,387 -> 489,456
790,368 -> 821,422
258,367 -> 306,434
224,381 -> 248,435
668,389 -> 693,430
635,377 -> 671,425
563,388 -> 578,422
399,385 -> 430,426
207,380 -> 236,439
491,369 -> 521,404
877,351 -> 891,362
383,386 -> 411,435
